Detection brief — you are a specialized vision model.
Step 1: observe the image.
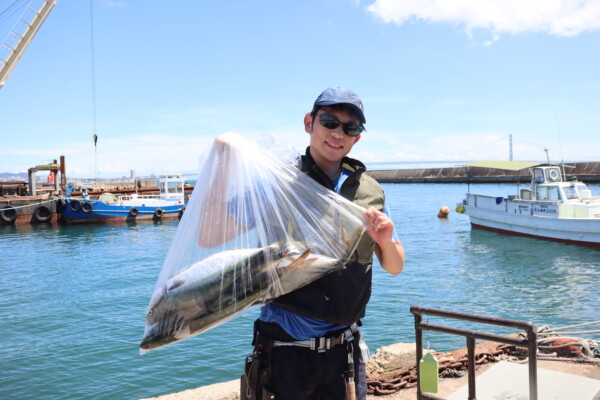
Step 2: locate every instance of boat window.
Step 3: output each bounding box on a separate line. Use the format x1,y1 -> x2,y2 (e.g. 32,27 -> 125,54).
563,186 -> 578,200
537,186 -> 560,201
537,187 -> 547,200
520,189 -> 533,200
546,168 -> 562,182
533,169 -> 545,183
168,182 -> 182,193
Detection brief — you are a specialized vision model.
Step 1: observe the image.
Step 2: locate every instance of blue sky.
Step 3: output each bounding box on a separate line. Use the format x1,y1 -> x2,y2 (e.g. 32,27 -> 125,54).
1,0 -> 599,178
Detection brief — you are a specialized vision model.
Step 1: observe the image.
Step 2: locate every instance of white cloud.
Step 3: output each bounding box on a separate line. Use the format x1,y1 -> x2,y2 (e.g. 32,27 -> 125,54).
367,0 -> 600,37
97,0 -> 126,8
0,134 -> 215,178
351,128 -> 600,164
0,129 -> 312,178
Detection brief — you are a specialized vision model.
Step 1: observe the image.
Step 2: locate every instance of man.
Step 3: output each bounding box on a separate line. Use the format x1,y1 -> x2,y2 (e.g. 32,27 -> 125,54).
245,87 -> 405,400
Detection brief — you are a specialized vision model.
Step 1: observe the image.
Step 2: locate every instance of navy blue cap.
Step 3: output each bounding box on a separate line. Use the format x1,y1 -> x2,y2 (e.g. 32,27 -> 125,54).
314,87 -> 366,124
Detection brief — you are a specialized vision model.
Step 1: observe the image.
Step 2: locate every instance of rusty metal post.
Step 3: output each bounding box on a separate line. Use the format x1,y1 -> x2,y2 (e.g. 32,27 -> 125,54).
467,336 -> 476,400
415,313 -> 423,396
60,155 -> 66,194
52,159 -> 59,193
528,327 -> 538,400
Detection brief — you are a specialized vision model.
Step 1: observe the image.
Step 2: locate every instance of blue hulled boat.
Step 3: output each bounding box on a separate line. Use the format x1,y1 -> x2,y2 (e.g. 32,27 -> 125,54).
59,175 -> 187,224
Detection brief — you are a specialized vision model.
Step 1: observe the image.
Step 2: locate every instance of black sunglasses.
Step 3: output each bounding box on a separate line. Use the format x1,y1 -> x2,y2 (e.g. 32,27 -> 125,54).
318,113 -> 364,137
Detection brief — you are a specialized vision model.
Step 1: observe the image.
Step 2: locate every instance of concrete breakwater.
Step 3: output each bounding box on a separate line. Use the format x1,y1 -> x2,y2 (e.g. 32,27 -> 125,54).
366,161 -> 600,183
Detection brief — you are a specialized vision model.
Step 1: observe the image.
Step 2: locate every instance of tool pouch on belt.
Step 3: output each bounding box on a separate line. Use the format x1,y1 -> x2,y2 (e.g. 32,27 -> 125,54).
240,331 -> 275,400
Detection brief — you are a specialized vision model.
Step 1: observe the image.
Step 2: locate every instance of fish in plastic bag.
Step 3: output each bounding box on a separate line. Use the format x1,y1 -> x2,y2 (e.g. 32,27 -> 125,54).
140,132 -> 367,353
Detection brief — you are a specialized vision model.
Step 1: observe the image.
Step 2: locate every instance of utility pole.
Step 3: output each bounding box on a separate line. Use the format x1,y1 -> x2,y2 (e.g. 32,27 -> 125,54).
509,134 -> 513,161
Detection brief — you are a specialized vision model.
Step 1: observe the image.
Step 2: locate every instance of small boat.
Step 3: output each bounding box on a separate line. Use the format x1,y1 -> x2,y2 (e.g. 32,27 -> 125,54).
456,161 -> 600,247
59,174 -> 187,224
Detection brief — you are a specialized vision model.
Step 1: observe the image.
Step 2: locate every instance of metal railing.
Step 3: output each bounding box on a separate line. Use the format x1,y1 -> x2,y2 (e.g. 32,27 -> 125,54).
411,306 -> 538,400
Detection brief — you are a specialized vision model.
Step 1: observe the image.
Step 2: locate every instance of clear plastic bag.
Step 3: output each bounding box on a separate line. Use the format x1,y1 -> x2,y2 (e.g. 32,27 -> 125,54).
140,132 -> 366,353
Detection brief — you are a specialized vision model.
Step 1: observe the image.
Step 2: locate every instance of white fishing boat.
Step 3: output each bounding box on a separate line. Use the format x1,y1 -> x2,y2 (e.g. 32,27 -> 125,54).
456,161 -> 600,247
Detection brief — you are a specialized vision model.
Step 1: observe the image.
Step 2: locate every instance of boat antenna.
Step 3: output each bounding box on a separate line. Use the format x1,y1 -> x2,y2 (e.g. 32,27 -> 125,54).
544,147 -> 550,165
90,0 -> 98,184
554,108 -> 566,179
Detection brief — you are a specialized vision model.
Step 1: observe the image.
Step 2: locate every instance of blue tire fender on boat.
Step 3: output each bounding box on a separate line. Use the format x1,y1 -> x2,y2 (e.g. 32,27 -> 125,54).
33,205 -> 52,222
82,202 -> 93,213
129,207 -> 139,216
0,205 -> 17,223
68,199 -> 82,212
154,208 -> 164,218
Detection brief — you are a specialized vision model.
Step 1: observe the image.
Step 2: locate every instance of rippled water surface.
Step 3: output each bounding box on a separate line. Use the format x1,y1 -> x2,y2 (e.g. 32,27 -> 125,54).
1,183 -> 598,400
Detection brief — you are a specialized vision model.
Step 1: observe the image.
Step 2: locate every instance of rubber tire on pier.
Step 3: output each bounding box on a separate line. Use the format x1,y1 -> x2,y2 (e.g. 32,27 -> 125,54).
81,202 -> 93,213
68,199 -> 82,212
154,208 -> 164,218
33,205 -> 52,223
0,205 -> 17,224
129,207 -> 139,216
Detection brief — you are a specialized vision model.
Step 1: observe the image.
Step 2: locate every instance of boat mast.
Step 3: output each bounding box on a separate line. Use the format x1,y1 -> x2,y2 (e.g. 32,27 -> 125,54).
0,0 -> 57,89
544,148 -> 550,165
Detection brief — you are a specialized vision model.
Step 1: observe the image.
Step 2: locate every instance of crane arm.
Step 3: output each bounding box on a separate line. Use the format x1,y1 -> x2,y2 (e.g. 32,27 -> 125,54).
0,0 -> 57,89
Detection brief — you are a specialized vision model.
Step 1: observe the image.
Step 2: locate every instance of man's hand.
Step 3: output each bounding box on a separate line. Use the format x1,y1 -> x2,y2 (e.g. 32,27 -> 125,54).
364,206 -> 394,246
364,206 -> 404,275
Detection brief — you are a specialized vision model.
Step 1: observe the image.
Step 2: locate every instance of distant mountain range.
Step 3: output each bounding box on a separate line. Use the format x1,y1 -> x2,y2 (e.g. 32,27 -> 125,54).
0,172 -> 28,180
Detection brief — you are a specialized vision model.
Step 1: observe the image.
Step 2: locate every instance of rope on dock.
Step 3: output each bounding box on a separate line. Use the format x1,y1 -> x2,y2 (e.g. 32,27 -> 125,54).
537,321 -> 600,337
510,321 -> 600,365
540,330 -> 600,335
510,355 -> 600,365
0,198 -> 57,210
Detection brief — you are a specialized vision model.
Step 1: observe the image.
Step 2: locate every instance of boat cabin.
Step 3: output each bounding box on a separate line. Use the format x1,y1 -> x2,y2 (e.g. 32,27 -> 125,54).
158,174 -> 185,199
533,166 -> 562,184
115,174 -> 185,205
520,166 -> 593,203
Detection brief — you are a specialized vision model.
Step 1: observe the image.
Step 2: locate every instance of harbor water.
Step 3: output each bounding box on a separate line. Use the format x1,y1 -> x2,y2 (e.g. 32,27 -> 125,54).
1,182 -> 599,400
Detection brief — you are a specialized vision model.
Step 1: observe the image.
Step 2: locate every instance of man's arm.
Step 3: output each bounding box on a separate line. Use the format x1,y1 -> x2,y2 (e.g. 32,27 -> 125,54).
364,206 -> 405,275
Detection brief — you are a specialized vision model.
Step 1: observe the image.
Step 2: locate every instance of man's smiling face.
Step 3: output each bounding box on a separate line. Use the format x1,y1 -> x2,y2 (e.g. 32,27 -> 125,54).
305,107 -> 361,171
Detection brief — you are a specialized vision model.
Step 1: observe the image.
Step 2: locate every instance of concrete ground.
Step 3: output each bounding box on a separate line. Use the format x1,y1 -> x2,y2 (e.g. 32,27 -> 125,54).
141,359 -> 599,400
371,360 -> 600,400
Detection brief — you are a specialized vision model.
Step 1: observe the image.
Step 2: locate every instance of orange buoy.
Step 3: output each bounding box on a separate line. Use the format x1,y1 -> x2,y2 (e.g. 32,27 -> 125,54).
438,206 -> 450,218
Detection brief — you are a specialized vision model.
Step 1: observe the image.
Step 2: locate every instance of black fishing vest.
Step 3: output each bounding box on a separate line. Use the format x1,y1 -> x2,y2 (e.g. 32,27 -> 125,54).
271,149 -> 385,325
